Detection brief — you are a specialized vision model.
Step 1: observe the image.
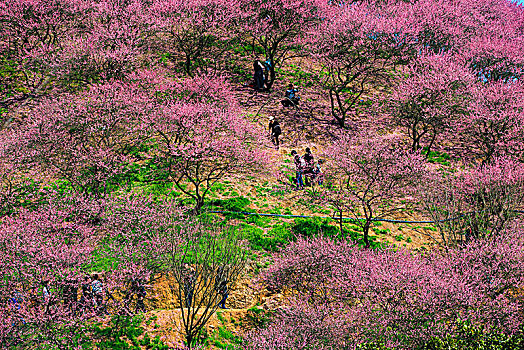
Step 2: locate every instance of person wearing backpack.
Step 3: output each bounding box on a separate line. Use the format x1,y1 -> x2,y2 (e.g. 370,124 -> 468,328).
302,148 -> 315,186
303,148 -> 314,172
125,278 -> 147,314
263,58 -> 272,86
268,116 -> 282,149
291,150 -> 305,190
91,274 -> 107,315
9,286 -> 26,326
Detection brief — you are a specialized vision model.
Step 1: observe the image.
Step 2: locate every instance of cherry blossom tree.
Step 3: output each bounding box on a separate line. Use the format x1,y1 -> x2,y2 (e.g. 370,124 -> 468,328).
63,0 -> 155,86
5,75 -> 153,198
250,229 -> 524,349
0,199 -> 98,349
388,54 -> 472,154
420,157 -> 524,247
238,0 -> 324,90
0,193 -> 160,348
0,0 -> 153,129
309,1 -> 415,128
0,0 -> 87,115
142,75 -> 268,213
318,134 -> 424,248
152,0 -> 237,76
456,81 -> 524,164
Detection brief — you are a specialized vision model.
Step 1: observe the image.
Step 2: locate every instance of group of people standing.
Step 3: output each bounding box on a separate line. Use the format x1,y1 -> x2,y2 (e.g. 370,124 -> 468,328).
9,274 -> 148,326
291,148 -> 323,190
268,115 -> 324,191
253,58 -> 300,108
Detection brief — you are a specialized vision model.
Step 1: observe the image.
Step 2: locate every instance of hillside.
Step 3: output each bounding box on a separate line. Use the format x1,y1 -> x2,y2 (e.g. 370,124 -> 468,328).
1,0 -> 524,349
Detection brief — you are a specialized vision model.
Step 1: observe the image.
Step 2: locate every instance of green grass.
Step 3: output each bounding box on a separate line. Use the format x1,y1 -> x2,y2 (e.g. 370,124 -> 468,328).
422,147 -> 452,166
93,315 -> 169,350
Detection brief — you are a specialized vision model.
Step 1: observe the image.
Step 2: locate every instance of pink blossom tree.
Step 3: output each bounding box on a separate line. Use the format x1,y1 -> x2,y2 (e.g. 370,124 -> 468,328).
0,193 -> 157,348
250,229 -> 524,349
318,134 -> 424,248
62,0 -> 155,86
143,75 -> 268,213
0,200 -> 97,348
420,157 -> 524,247
237,0 -> 324,90
0,0 -> 88,116
388,54 -> 472,154
456,81 -> 524,164
309,1 -> 416,128
152,0 -> 237,76
0,0 -> 152,126
5,76 -> 153,198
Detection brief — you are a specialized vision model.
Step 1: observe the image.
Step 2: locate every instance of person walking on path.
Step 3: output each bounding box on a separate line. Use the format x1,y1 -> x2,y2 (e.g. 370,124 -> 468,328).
302,147 -> 315,185
268,116 -> 281,149
91,274 -> 107,315
291,150 -> 305,190
303,148 -> 314,173
314,159 -> 324,185
124,278 -> 147,314
183,264 -> 196,308
217,280 -> 228,309
215,266 -> 229,309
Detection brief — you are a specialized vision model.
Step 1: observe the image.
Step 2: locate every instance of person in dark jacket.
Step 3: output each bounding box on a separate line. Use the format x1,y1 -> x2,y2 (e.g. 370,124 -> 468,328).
268,116 -> 281,149
125,278 -> 147,313
253,59 -> 265,91
303,148 -> 314,173
302,147 -> 315,186
183,265 -> 196,308
215,266 -> 229,309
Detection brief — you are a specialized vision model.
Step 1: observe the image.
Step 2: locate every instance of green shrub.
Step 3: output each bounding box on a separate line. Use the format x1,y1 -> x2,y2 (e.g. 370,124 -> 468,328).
242,223 -> 294,252
210,196 -> 250,212
245,214 -> 272,227
246,306 -> 274,329
422,147 -> 451,166
292,217 -> 339,238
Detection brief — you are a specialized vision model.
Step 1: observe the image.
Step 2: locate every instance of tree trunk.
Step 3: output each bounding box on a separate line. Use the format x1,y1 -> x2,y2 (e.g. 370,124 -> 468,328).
339,210 -> 343,238
193,197 -> 204,215
186,333 -> 194,349
363,221 -> 371,249
265,63 -> 276,91
185,54 -> 193,77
